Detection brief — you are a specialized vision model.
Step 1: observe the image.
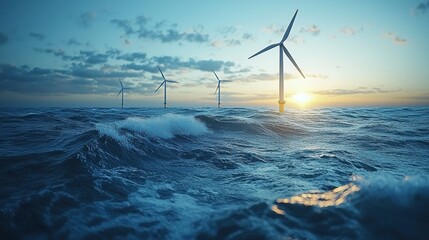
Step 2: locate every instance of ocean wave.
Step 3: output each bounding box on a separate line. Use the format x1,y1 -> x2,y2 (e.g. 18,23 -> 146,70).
268,175 -> 429,240
95,114 -> 209,147
119,114 -> 209,139
1,107 -> 428,239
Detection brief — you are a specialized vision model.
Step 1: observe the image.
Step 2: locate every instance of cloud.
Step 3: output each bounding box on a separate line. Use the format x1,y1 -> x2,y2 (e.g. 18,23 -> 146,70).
0,32 -> 8,45
0,63 -> 146,95
287,36 -> 305,44
263,24 -> 286,35
111,15 -> 210,44
29,32 -> 45,41
35,48 -> 81,62
413,1 -> 429,14
384,32 -> 407,45
313,87 -> 397,96
110,19 -> 134,34
117,52 -> 147,62
80,51 -> 109,65
35,48 -> 122,65
340,26 -> 363,35
153,56 -> 235,72
78,12 -> 96,28
301,25 -> 321,36
218,26 -> 237,36
67,38 -> 81,46
210,40 -> 223,48
306,73 -> 327,79
242,33 -> 255,41
232,73 -> 289,82
35,46 -> 235,75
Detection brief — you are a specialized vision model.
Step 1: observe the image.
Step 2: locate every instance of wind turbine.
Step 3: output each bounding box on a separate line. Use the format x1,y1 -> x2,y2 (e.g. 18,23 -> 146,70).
213,70 -> 232,108
155,66 -> 179,108
248,9 -> 305,113
116,79 -> 129,109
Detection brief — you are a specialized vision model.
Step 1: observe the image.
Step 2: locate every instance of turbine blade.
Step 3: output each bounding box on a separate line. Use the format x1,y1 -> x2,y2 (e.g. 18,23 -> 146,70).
212,70 -> 220,80
116,89 -> 123,98
282,45 -> 305,79
221,80 -> 232,83
166,80 -> 179,83
157,66 -> 166,80
281,9 -> 299,43
214,84 -> 220,94
119,79 -> 123,88
154,81 -> 165,92
248,43 -> 279,59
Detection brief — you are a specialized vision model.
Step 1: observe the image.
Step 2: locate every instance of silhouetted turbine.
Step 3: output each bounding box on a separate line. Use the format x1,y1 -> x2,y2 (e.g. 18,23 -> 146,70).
155,66 -> 179,108
116,79 -> 130,109
249,9 -> 305,113
212,70 -> 232,108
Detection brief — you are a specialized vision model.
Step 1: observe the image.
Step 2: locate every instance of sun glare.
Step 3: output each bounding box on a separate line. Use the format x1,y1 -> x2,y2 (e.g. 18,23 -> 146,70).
292,92 -> 312,106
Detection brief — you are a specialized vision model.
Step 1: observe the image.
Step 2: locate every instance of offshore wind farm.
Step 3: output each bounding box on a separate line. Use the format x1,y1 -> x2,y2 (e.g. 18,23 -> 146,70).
1,1 -> 429,239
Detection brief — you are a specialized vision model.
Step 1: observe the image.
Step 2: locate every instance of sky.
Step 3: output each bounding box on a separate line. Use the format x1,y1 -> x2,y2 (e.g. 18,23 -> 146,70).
0,0 -> 428,108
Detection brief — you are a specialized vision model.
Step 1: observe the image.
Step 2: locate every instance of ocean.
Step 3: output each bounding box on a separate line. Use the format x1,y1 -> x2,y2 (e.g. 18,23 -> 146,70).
1,107 -> 428,239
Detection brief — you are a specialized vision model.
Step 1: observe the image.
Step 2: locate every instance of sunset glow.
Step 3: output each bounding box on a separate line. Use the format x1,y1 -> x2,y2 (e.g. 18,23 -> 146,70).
292,92 -> 312,106
0,0 -> 428,108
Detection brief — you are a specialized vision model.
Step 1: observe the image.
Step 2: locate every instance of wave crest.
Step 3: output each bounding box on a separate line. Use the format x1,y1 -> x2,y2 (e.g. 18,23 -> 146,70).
96,114 -> 209,144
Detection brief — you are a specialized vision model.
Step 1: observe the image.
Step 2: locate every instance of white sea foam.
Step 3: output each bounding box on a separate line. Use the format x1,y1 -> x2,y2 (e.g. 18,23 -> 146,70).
95,123 -> 131,148
96,114 -> 209,145
119,113 -> 209,139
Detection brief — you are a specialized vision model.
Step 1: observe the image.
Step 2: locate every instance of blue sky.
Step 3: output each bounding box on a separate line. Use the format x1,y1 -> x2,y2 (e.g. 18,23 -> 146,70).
1,0 -> 428,107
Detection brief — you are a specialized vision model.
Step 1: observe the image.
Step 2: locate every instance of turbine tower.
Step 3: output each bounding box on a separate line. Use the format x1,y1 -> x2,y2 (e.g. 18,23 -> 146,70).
213,70 -> 232,108
155,66 -> 179,108
249,9 -> 305,113
116,79 -> 129,109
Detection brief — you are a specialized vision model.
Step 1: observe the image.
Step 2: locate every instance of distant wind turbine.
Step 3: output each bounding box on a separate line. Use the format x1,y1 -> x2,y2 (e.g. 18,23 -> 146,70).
116,79 -> 130,109
155,66 -> 179,108
213,70 -> 232,108
248,9 -> 305,113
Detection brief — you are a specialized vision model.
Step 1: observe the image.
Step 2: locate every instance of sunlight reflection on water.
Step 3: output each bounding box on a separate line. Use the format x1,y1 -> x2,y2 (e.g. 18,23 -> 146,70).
272,183 -> 360,215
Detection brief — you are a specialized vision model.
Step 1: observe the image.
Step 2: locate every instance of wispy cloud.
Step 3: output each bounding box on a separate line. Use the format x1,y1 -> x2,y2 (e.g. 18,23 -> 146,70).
287,36 -> 305,44
413,1 -> 429,15
110,19 -> 134,35
340,26 -> 363,36
0,63 -> 136,95
301,25 -> 321,36
67,38 -> 81,46
210,27 -> 255,48
78,12 -> 96,28
218,26 -> 237,36
306,73 -> 327,79
242,33 -> 256,41
231,72 -> 295,83
35,46 -> 235,75
111,15 -> 209,44
0,32 -> 8,45
29,32 -> 45,41
384,32 -> 407,45
116,52 -> 147,62
314,87 -> 397,96
262,24 -> 286,35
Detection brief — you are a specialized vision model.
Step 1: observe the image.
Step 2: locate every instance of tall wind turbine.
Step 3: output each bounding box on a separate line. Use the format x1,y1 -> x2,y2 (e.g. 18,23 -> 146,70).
213,70 -> 232,108
155,66 -> 179,108
249,9 -> 305,113
116,79 -> 129,109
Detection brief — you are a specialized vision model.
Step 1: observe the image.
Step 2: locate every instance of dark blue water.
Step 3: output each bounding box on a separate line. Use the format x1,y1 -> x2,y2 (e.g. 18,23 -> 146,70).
1,107 -> 428,239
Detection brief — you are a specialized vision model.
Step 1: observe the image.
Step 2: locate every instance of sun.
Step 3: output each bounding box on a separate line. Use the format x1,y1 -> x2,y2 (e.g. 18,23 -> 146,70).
292,92 -> 312,106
